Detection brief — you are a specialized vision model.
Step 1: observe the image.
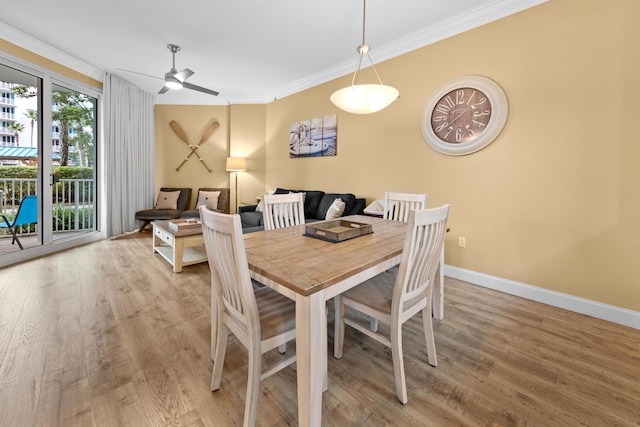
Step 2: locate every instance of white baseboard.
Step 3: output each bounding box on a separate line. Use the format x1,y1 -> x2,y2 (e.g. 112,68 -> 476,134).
444,265 -> 640,330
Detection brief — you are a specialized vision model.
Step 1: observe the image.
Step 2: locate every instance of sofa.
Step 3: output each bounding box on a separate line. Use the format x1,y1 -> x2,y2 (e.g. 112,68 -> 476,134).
240,187 -> 366,233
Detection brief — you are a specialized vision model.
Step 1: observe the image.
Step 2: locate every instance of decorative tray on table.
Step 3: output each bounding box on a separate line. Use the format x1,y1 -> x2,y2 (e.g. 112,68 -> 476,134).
304,219 -> 373,243
168,218 -> 201,231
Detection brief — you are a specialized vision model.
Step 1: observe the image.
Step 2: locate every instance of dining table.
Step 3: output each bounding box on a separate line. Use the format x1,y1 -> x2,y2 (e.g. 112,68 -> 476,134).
242,214 -> 444,426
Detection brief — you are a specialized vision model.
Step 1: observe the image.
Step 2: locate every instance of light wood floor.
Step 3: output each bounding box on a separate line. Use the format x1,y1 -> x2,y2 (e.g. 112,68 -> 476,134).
1,232 -> 639,426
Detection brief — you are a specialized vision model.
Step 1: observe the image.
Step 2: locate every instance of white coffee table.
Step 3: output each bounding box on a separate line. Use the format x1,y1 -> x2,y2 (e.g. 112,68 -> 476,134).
152,220 -> 207,272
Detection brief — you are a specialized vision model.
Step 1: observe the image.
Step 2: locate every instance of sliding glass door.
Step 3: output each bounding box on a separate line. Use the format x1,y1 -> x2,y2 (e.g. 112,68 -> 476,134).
0,63 -> 42,254
50,83 -> 97,241
0,58 -> 99,262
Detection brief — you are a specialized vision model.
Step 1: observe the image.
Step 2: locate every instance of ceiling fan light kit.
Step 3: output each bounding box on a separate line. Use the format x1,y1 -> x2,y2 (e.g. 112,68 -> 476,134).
119,43 -> 219,96
164,74 -> 183,90
330,0 -> 399,114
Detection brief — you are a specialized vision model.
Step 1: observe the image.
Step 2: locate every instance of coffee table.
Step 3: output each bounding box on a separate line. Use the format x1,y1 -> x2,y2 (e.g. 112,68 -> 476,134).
152,220 -> 207,272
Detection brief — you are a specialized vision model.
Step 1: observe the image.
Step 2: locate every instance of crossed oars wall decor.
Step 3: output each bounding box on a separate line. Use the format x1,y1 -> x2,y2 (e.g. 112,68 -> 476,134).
170,119 -> 220,172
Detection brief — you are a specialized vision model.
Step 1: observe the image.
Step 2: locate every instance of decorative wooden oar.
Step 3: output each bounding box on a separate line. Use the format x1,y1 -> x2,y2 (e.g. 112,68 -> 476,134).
171,120 -> 219,172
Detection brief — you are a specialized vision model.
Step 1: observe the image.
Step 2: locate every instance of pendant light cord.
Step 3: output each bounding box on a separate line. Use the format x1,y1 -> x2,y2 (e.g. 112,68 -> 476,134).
351,0 -> 385,87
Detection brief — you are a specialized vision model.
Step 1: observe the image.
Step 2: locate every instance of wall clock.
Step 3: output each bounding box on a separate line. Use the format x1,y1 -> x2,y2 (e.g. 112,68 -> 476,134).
421,75 -> 508,155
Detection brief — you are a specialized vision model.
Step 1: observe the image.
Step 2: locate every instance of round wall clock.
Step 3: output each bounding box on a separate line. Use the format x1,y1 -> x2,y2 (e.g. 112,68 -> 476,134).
421,75 -> 508,155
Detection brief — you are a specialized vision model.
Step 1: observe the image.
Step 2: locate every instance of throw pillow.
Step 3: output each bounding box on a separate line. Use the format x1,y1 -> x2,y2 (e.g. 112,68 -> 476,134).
325,197 -> 346,220
255,191 -> 275,212
155,190 -> 180,210
196,190 -> 221,210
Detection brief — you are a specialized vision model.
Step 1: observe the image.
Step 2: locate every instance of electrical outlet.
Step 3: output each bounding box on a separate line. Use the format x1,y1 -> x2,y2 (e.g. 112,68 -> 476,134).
458,236 -> 467,248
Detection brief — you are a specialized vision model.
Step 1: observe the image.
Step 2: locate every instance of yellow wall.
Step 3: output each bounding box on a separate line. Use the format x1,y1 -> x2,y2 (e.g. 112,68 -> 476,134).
8,0 -> 636,312
0,39 -> 102,90
153,104 -> 266,212
259,0 -> 640,311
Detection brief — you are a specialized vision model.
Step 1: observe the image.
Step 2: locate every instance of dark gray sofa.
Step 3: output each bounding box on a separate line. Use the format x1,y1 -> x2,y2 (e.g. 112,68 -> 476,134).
240,187 -> 366,233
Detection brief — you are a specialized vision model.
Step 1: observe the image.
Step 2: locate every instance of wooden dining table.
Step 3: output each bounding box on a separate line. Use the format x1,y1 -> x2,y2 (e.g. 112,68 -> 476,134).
243,214 -> 444,426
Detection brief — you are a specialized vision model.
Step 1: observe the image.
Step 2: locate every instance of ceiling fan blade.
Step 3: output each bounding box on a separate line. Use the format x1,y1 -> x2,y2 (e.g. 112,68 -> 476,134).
158,85 -> 170,94
182,82 -> 219,96
116,68 -> 163,81
174,68 -> 194,82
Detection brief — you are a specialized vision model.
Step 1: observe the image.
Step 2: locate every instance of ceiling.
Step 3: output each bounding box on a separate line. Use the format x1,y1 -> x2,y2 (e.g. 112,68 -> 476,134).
0,0 -> 545,105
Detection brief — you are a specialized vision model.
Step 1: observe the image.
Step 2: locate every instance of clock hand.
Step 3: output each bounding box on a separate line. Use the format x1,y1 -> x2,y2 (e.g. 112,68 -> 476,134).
448,107 -> 470,126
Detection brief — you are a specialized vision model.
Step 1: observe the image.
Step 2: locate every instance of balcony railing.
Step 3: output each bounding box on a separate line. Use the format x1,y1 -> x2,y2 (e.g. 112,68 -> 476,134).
0,177 -> 95,239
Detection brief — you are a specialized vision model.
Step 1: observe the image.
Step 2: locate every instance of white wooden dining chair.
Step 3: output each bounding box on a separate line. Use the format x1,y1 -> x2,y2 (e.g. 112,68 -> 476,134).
334,204 -> 450,404
200,206 -> 297,427
383,191 -> 428,222
262,192 -> 306,230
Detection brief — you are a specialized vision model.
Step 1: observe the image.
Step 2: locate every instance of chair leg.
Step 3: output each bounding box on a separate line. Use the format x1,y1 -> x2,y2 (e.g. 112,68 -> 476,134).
278,344 -> 286,354
390,319 -> 408,405
369,317 -> 378,332
422,305 -> 438,367
243,341 -> 261,427
7,225 -> 24,250
138,220 -> 151,232
333,296 -> 345,359
211,325 -> 229,391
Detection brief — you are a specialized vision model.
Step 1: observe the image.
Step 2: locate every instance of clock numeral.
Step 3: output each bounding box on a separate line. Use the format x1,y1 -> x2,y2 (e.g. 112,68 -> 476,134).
472,120 -> 487,128
435,121 -> 450,132
445,95 -> 455,108
435,104 -> 451,114
466,90 -> 477,105
455,89 -> 465,105
455,128 -> 463,142
432,115 -> 448,123
473,109 -> 491,117
470,97 -> 487,109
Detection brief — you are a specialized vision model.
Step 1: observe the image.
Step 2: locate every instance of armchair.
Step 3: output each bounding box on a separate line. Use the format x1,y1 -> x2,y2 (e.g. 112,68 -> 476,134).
135,187 -> 192,232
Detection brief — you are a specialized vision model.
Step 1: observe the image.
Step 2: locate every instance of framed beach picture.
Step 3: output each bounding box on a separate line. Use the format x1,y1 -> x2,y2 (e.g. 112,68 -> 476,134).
289,114 -> 337,158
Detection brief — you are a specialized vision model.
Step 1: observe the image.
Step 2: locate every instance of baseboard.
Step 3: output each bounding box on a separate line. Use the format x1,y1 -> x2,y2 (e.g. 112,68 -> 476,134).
444,265 -> 640,330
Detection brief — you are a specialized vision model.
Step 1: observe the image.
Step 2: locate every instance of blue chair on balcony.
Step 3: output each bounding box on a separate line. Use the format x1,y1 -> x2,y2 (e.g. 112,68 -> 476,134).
0,195 -> 38,250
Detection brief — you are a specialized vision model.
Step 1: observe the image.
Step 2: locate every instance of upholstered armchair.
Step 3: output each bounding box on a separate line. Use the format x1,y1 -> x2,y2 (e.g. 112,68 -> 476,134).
135,187 -> 192,232
180,187 -> 231,218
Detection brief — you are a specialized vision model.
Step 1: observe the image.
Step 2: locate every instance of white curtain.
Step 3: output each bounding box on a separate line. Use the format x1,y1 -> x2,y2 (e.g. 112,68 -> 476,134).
104,73 -> 155,237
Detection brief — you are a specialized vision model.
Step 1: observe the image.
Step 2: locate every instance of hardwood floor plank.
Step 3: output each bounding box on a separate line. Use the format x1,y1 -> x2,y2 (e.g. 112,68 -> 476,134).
0,233 -> 639,426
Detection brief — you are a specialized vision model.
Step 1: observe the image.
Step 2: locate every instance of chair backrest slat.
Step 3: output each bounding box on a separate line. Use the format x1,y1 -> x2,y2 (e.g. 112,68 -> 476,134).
383,192 -> 427,222
262,193 -> 305,231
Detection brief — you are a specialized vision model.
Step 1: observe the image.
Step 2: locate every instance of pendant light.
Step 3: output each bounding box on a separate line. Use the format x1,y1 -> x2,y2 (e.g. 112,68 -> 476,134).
330,0 -> 399,114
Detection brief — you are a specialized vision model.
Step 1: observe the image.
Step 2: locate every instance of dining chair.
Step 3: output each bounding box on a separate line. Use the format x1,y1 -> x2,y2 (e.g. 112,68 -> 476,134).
200,206 -> 297,427
334,204 -> 450,404
368,191 -> 429,331
262,192 -> 305,230
383,191 -> 428,222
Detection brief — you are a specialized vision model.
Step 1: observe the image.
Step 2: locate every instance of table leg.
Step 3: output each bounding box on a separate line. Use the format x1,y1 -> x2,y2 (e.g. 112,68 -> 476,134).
432,248 -> 444,320
173,237 -> 184,273
296,292 -> 325,427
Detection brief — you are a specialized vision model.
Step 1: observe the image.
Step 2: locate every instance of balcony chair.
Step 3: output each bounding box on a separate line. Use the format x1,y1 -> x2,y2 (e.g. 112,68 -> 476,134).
0,194 -> 38,250
134,187 -> 191,232
334,205 -> 450,404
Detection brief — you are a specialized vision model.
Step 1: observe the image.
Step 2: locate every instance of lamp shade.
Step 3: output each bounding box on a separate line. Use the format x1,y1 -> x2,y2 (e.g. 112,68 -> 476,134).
226,157 -> 246,172
330,84 -> 399,114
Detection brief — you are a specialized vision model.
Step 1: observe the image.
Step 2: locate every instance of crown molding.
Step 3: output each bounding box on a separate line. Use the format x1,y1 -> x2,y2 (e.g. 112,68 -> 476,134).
0,20 -> 105,82
274,0 -> 548,101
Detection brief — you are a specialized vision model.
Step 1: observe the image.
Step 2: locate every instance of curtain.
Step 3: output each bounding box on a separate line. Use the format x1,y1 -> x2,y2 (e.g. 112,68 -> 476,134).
104,73 -> 155,237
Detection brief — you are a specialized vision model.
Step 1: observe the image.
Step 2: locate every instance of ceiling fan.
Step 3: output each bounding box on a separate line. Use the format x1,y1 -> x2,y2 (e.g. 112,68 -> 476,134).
119,44 -> 219,96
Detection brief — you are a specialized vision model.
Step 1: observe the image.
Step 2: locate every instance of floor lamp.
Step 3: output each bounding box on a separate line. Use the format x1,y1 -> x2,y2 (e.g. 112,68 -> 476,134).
226,157 -> 246,213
